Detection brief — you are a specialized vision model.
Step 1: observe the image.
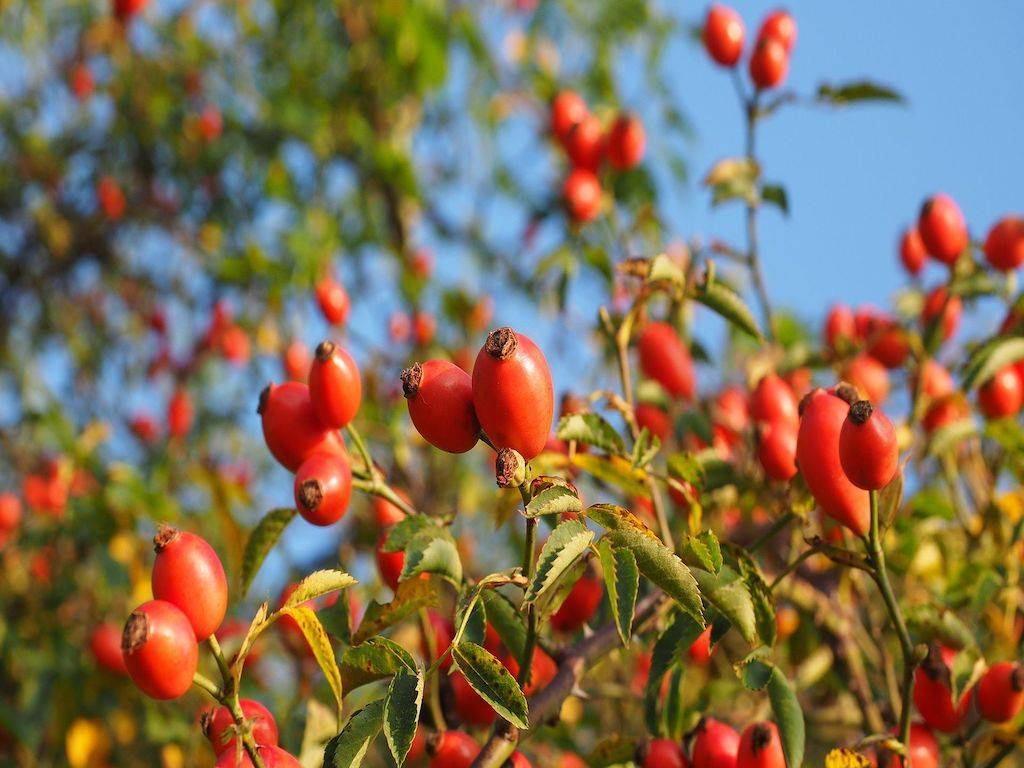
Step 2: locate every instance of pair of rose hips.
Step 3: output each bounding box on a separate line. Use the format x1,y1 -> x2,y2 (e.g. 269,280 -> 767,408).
703,5 -> 796,90
639,718 -> 785,768
550,90 -> 647,224
427,730 -> 531,768
402,326 -> 554,461
259,340 -> 362,526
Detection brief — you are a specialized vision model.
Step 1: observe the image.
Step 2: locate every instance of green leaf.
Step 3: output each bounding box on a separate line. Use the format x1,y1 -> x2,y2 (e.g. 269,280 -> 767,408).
631,428 -> 662,469
586,504 -> 704,624
761,183 -> 789,215
354,579 -> 440,644
400,531 -> 462,586
816,80 -> 905,105
556,412 -> 627,456
323,699 -> 384,768
281,569 -> 358,610
704,157 -> 760,207
679,532 -> 722,573
926,417 -> 978,457
230,602 -> 270,685
767,665 -> 805,768
524,519 -> 594,604
340,637 -> 417,693
597,539 -> 639,646
525,484 -> 583,519
384,671 -> 423,766
646,252 -> 685,286
241,508 -> 297,596
382,515 -> 444,552
451,642 -> 529,729
691,565 -> 759,645
692,279 -> 763,341
481,591 -> 526,659
645,610 -> 704,733
280,605 -> 345,718
962,336 -> 1024,390
727,546 -> 777,646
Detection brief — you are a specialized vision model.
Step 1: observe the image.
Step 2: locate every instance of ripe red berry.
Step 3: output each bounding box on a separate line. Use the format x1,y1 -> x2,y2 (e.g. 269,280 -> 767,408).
198,105 -> 223,142
152,526 -> 228,641
168,388 -> 194,438
914,359 -> 954,401
508,753 -> 532,768
922,394 -> 970,435
749,36 -> 788,90
842,354 -> 890,405
635,403 -> 671,442
315,275 -> 350,326
294,452 -> 352,526
258,381 -> 346,472
0,493 -> 22,533
121,600 -> 198,700
867,324 -> 910,369
913,645 -> 966,733
374,491 -> 410,527
204,699 -> 278,755
428,730 -> 479,768
757,419 -> 798,481
71,63 -> 94,101
219,325 -> 250,365
451,670 -> 496,726
414,311 -> 436,346
502,647 -> 558,695
308,341 -> 362,429
978,365 -> 1024,420
283,341 -> 310,382
688,625 -> 714,666
215,745 -> 300,768
97,176 -> 126,220
757,9 -> 796,52
90,622 -> 128,675
607,113 -> 646,171
550,572 -> 603,632
824,303 -> 856,351
703,5 -> 745,68
472,328 -> 554,460
565,113 -> 605,172
921,286 -> 962,342
875,723 -> 939,768
918,194 -> 968,265
737,722 -> 785,768
691,717 -> 740,768
112,0 -> 146,21
984,216 -> 1024,271
551,90 -> 589,146
641,738 -> 687,768
750,373 -> 798,428
839,401 -> 898,491
977,661 -> 1024,723
402,359 -> 480,453
563,168 -> 602,223
714,386 -> 750,435
638,322 -> 696,401
899,226 -> 927,276
796,388 -> 870,536
376,531 -> 405,591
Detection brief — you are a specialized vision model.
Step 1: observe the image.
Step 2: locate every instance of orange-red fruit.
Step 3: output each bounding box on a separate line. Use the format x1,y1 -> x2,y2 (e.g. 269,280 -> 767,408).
750,373 -> 798,427
550,573 -> 603,632
402,360 -> 480,453
875,723 -> 939,768
796,388 -> 870,536
921,286 -> 962,342
214,745 -> 300,768
757,9 -> 797,52
90,623 -> 128,675
121,600 -> 198,700
414,311 -> 436,346
843,354 -> 890,405
283,341 -> 311,382
737,722 -> 785,768
294,452 -> 352,526
376,531 -> 405,591
642,738 -> 687,768
168,388 -> 194,438
565,113 -> 605,172
978,366 -> 1024,420
258,381 -> 346,472
635,403 -> 671,442
152,526 -> 228,641
984,216 -> 1024,272
840,401 -> 898,491
374,492 -> 410,527
508,753 -> 532,768
915,360 -> 954,401
472,328 -> 554,460
97,176 -> 126,219
757,420 -> 798,481
0,493 -> 22,533
638,322 -> 696,400
900,226 -> 927,276
913,645 -> 965,733
563,168 -> 602,223
315,276 -> 350,326
703,5 -> 745,67
923,394 -> 970,435
868,325 -> 910,370
607,113 -> 646,170
205,699 -> 278,755
71,63 -> 94,101
503,647 -> 558,695
824,303 -> 855,351
428,731 -> 479,768
977,661 -> 1024,723
308,341 -> 362,429
749,36 -> 788,90
551,90 -> 588,145
691,717 -> 740,768
688,625 -> 713,666
918,194 -> 968,265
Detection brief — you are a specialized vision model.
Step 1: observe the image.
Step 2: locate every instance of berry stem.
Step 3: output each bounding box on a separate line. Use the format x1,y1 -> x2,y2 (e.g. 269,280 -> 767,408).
205,635 -> 268,768
191,671 -> 222,699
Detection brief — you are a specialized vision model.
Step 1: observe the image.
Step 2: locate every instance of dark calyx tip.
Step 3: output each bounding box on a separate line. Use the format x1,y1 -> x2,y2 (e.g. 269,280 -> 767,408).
1012,665 -> 1024,692
199,711 -> 213,737
400,363 -> 424,399
484,327 -> 518,360
635,743 -> 651,765
798,388 -> 820,417
849,400 -> 874,425
315,340 -> 335,362
921,642 -> 952,688
425,732 -> 443,757
122,610 -> 149,655
834,382 -> 858,405
257,384 -> 271,415
153,524 -> 180,553
298,479 -> 324,511
494,448 -> 518,488
750,723 -> 773,754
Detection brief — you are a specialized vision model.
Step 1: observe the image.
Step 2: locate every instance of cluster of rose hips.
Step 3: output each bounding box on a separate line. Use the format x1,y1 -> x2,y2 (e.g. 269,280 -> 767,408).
637,717 -> 787,768
549,90 -> 647,224
702,5 -> 796,90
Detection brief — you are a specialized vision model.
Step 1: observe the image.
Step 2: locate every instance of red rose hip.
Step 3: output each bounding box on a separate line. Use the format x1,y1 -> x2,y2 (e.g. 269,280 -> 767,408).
749,36 -> 788,89
563,168 -> 602,223
151,526 -> 228,640
428,730 -> 479,768
839,400 -> 898,491
641,738 -> 687,768
918,193 -> 968,265
757,419 -> 798,481
757,9 -> 796,52
607,113 -> 646,171
315,275 -> 349,326
750,373 -> 798,427
900,226 -> 927,275
984,216 -> 1024,271
90,622 -> 128,675
703,5 -> 745,68
978,365 -> 1024,420
121,600 -> 198,700
550,572 -> 603,632
204,699 -> 279,755
637,322 -> 696,401
258,381 -> 346,472
402,359 -> 480,453
308,341 -> 362,429
551,90 -> 588,145
977,661 -> 1024,723
294,452 -> 352,526
737,721 -> 785,768
691,717 -> 740,768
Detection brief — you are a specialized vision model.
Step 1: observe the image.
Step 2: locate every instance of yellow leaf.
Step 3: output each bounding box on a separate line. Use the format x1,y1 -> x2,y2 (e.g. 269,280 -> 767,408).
825,748 -> 872,768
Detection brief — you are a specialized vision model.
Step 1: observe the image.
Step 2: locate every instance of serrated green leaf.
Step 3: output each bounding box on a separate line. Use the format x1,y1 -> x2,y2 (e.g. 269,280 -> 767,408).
400,531 -> 462,586
451,642 -> 529,729
556,412 -> 627,456
692,280 -> 763,341
230,602 -> 270,686
280,605 -> 344,718
353,578 -> 440,644
631,427 -> 662,469
727,546 -> 776,646
816,80 -> 905,105
645,610 -> 704,733
323,699 -> 384,768
680,532 -> 722,573
692,565 -> 759,645
384,671 -> 423,766
282,569 -> 357,610
481,591 -> 526,659
524,519 -> 593,604
241,508 -> 296,596
597,539 -> 639,645
382,515 -> 444,552
340,637 -> 417,693
525,484 -> 583,518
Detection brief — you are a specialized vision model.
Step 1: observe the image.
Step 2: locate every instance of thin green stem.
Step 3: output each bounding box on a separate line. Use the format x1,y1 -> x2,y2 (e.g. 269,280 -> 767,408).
207,635 -> 233,690
518,480 -> 539,691
192,671 -> 222,699
345,423 -> 374,475
419,608 -> 448,732
205,632 -> 267,768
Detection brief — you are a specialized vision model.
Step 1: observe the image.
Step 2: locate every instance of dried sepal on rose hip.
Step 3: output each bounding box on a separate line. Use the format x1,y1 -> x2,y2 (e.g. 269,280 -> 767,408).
839,400 -> 898,491
308,340 -> 362,429
737,721 -> 786,768
401,359 -> 479,453
203,699 -> 279,755
691,717 -> 741,768
151,525 -> 228,641
121,600 -> 198,700
913,643 -> 967,733
494,447 -> 527,488
293,452 -> 352,526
